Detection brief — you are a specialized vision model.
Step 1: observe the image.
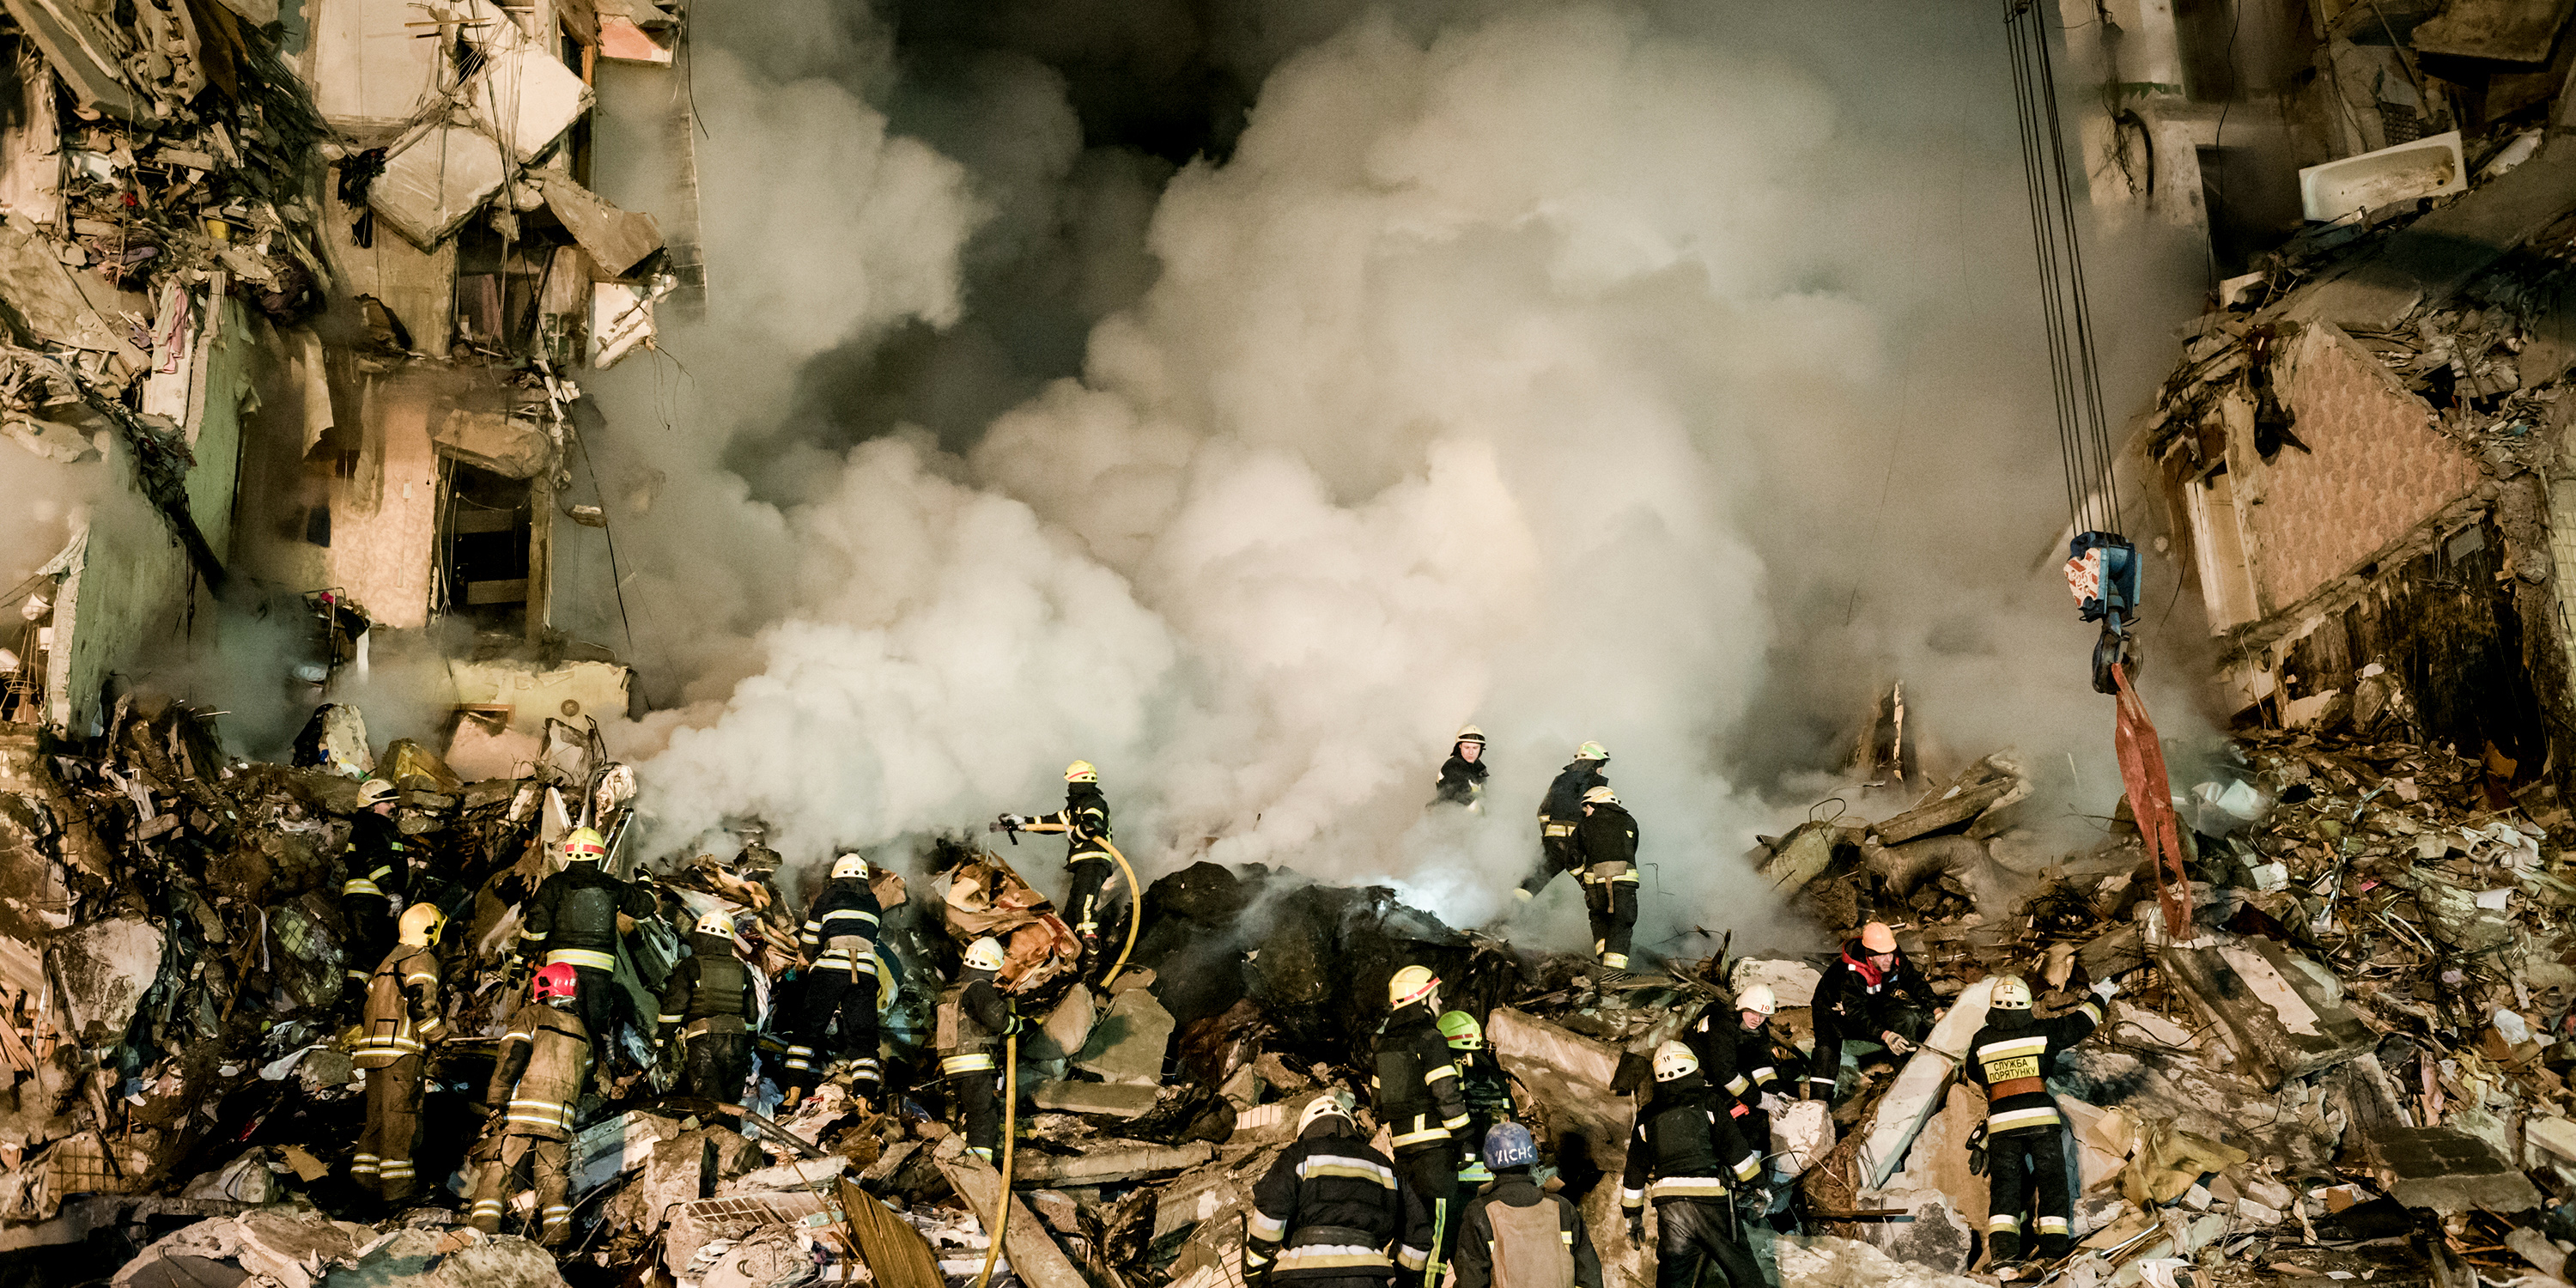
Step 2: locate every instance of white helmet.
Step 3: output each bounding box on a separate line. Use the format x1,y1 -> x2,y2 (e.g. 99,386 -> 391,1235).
963,937 -> 1006,973
1990,975 -> 2033,1010
832,853 -> 870,880
694,909 -> 734,938
1652,1040 -> 1700,1082
1297,1094 -> 1352,1134
1737,984 -> 1777,1018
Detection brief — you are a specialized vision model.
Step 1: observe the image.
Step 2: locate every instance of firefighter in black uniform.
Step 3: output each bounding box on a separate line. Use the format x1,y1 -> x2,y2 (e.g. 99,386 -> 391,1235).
1806,920 -> 1940,1103
471,963 -> 591,1245
937,937 -> 1019,1163
1437,1012 -> 1516,1186
1965,975 -> 2116,1263
341,779 -> 406,1004
656,909 -> 758,1115
519,826 -> 659,1080
1247,1095 -> 1434,1288
1684,983 -> 1786,1168
1374,966 -> 1472,1280
1000,761 -> 1121,968
1620,1042 -> 1764,1288
786,853 -> 884,1102
1455,1123 -> 1602,1288
1521,742 -> 1607,902
1431,726 -> 1489,811
1573,786 -> 1639,976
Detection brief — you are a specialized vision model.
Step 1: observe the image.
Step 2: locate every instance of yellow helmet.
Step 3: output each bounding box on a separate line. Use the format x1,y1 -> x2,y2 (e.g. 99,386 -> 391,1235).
964,937 -> 1007,973
1990,975 -> 2032,1010
398,903 -> 446,946
832,853 -> 870,880
1388,965 -> 1440,1008
1576,740 -> 1609,762
562,827 -> 607,864
1583,785 -> 1618,805
1065,761 -> 1098,783
1652,1040 -> 1700,1082
694,909 -> 735,938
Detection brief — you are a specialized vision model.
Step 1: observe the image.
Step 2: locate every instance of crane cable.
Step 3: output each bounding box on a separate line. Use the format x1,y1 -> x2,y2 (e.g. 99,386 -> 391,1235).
2003,0 -> 2122,539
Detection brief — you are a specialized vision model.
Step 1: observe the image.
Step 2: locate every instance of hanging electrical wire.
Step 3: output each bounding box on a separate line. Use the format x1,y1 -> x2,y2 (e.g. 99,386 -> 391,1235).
2004,0 -> 2138,696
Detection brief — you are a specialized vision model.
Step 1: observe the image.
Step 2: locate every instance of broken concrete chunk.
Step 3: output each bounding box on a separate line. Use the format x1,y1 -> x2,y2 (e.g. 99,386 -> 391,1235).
2154,938 -> 2373,1088
1856,1049 -> 1956,1190
1011,1140 -> 1212,1185
533,174 -> 665,278
50,917 -> 162,1044
2379,1126 -> 2544,1214
1774,1233 -> 1988,1288
1072,987 -> 1174,1086
465,42 -> 594,163
936,1151 -> 1089,1288
1030,1080 -> 1159,1119
370,126 -> 508,251
1731,957 -> 1821,1008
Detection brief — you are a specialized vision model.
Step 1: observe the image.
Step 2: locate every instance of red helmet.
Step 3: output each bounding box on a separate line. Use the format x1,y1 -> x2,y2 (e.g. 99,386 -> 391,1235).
534,962 -> 580,1002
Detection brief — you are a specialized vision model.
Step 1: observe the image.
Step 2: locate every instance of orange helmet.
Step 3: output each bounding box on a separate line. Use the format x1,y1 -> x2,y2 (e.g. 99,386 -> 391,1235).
534,962 -> 580,1001
1859,921 -> 1898,954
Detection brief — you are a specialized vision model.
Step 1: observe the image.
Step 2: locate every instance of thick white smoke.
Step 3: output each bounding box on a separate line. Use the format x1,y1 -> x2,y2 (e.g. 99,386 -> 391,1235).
575,0 -> 2198,955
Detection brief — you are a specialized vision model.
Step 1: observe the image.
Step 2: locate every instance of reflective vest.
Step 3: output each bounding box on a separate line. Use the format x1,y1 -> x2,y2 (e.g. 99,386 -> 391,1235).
495,1005 -> 592,1139
353,944 -> 444,1067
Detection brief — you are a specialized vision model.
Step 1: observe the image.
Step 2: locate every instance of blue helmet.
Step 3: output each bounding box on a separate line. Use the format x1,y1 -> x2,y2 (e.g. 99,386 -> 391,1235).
1484,1122 -> 1537,1170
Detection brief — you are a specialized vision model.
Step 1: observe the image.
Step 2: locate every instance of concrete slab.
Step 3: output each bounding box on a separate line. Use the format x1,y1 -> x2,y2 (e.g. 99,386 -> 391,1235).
1732,958 -> 1823,1008
1012,1141 -> 1213,1186
1857,1051 -> 1958,1190
2155,938 -> 2372,1088
939,1153 -> 1090,1288
2409,0 -> 2576,62
2379,1126 -> 2544,1214
1490,1007 -> 1630,1176
2287,137 -> 2576,332
50,917 -> 161,1043
1030,1080 -> 1159,1118
1072,987 -> 1174,1086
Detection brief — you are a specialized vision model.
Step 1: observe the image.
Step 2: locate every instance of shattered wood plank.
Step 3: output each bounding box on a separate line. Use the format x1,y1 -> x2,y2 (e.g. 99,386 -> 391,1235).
1012,1141 -> 1213,1185
838,1178 -> 942,1288
936,1151 -> 1090,1288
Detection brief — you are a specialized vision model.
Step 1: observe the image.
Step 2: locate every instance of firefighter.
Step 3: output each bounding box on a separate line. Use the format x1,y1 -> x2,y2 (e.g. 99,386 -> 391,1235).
1807,920 -> 1940,1103
1521,743 -> 1607,902
1438,1012 -> 1516,1186
655,909 -> 758,1114
1373,966 -> 1472,1281
1432,726 -> 1490,811
937,937 -> 1019,1163
341,779 -> 406,1003
351,903 -> 447,1204
1574,786 -> 1639,977
1455,1123 -> 1602,1288
786,853 -> 884,1103
1619,1042 -> 1764,1288
1965,975 -> 2117,1263
519,826 -> 657,1080
1684,983 -> 1786,1164
470,963 -> 591,1246
1246,1094 -> 1434,1288
999,762 -> 1121,968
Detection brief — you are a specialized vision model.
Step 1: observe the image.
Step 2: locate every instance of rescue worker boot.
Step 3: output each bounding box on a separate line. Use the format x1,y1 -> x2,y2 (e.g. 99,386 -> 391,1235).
1989,1230 -> 2022,1265
2036,1233 -> 2073,1261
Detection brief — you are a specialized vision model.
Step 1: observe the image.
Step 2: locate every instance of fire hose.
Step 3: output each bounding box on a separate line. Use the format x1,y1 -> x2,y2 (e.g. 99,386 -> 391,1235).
972,1029 -> 1020,1288
1097,838 -> 1142,990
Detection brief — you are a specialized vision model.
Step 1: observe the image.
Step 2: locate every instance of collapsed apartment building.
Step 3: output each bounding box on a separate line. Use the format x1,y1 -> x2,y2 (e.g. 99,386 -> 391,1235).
0,0 -> 684,761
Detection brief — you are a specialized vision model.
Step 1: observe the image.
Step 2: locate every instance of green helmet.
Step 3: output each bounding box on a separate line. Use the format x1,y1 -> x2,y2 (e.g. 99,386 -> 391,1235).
1576,740 -> 1609,762
1438,1011 -> 1485,1050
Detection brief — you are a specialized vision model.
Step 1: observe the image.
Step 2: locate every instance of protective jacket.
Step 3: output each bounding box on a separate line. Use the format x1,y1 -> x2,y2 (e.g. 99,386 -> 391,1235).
799,876 -> 881,969
1455,1170 -> 1602,1288
1962,998 -> 2103,1136
1684,1012 -> 1783,1103
519,864 -> 658,971
1574,801 -> 1637,868
1807,941 -> 1938,1093
937,971 -> 1019,1076
656,933 -> 756,1039
487,1001 -> 592,1139
1247,1115 -> 1435,1284
1373,1003 -> 1470,1154
1024,784 -> 1115,862
1618,1077 -> 1760,1211
1434,754 -> 1489,808
343,810 -> 410,901
1539,761 -> 1606,830
355,943 -> 446,1066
